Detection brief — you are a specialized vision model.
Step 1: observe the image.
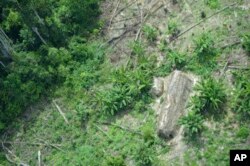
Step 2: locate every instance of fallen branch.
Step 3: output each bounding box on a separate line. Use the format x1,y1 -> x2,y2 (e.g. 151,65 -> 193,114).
38,150 -> 41,166
220,60 -> 229,77
0,61 -> 6,68
32,27 -> 47,45
53,100 -> 69,124
170,2 -> 238,43
221,40 -> 241,49
135,5 -> 144,41
36,138 -> 64,151
1,142 -> 30,166
93,124 -> 112,140
5,154 -> 15,164
1,140 -> 63,151
107,22 -> 140,44
114,44 -> 131,56
113,0 -> 137,19
135,1 -> 164,41
108,0 -> 121,31
227,65 -> 250,70
107,1 -> 164,45
111,16 -> 139,24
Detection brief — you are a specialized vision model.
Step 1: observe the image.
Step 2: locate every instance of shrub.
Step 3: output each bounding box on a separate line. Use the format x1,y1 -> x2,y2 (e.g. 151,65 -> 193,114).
157,39 -> 168,52
167,50 -> 187,70
2,9 -> 21,31
103,155 -> 126,166
185,57 -> 218,76
134,142 -> 157,166
143,25 -> 158,42
236,126 -> 249,139
96,85 -> 132,115
58,0 -> 101,35
232,71 -> 250,118
1,0 -> 102,49
205,0 -> 220,9
142,123 -> 155,142
64,41 -> 105,91
68,38 -> 104,62
134,101 -> 147,112
96,66 -> 152,115
168,18 -> 179,35
179,111 -> 204,137
0,51 -> 56,129
130,41 -> 145,56
194,32 -> 218,63
193,77 -> 226,114
155,50 -> 187,76
0,39 -> 105,131
64,61 -> 101,90
155,63 -> 171,77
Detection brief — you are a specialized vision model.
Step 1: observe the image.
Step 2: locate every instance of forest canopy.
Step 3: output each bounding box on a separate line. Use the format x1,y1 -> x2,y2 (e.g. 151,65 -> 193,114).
0,0 -> 101,131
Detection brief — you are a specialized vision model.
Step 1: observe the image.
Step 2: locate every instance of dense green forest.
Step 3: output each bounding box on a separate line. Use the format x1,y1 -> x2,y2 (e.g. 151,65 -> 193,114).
0,0 -> 249,165
0,0 -> 101,130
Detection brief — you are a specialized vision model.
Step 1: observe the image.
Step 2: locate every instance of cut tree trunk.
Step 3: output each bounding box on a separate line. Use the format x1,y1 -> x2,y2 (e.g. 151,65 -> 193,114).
156,70 -> 197,139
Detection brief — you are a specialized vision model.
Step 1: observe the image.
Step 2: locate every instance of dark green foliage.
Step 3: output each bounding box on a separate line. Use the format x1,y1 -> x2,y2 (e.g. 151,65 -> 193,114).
201,11 -> 206,18
0,0 -> 102,131
0,152 -> 8,165
1,0 -> 101,48
58,0 -> 101,35
0,51 -> 56,126
0,41 -> 105,131
179,111 -> 204,137
2,9 -> 21,31
192,77 -> 226,114
185,57 -> 218,76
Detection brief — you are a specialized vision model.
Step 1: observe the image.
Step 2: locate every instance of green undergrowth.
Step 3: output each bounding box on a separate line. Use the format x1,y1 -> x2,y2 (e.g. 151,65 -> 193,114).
182,119 -> 249,166
1,0 -> 250,165
231,70 -> 250,120
5,100 -> 169,165
180,69 -> 249,164
1,39 -> 169,165
177,69 -> 250,165
156,31 -> 220,77
179,77 -> 227,138
143,24 -> 158,43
